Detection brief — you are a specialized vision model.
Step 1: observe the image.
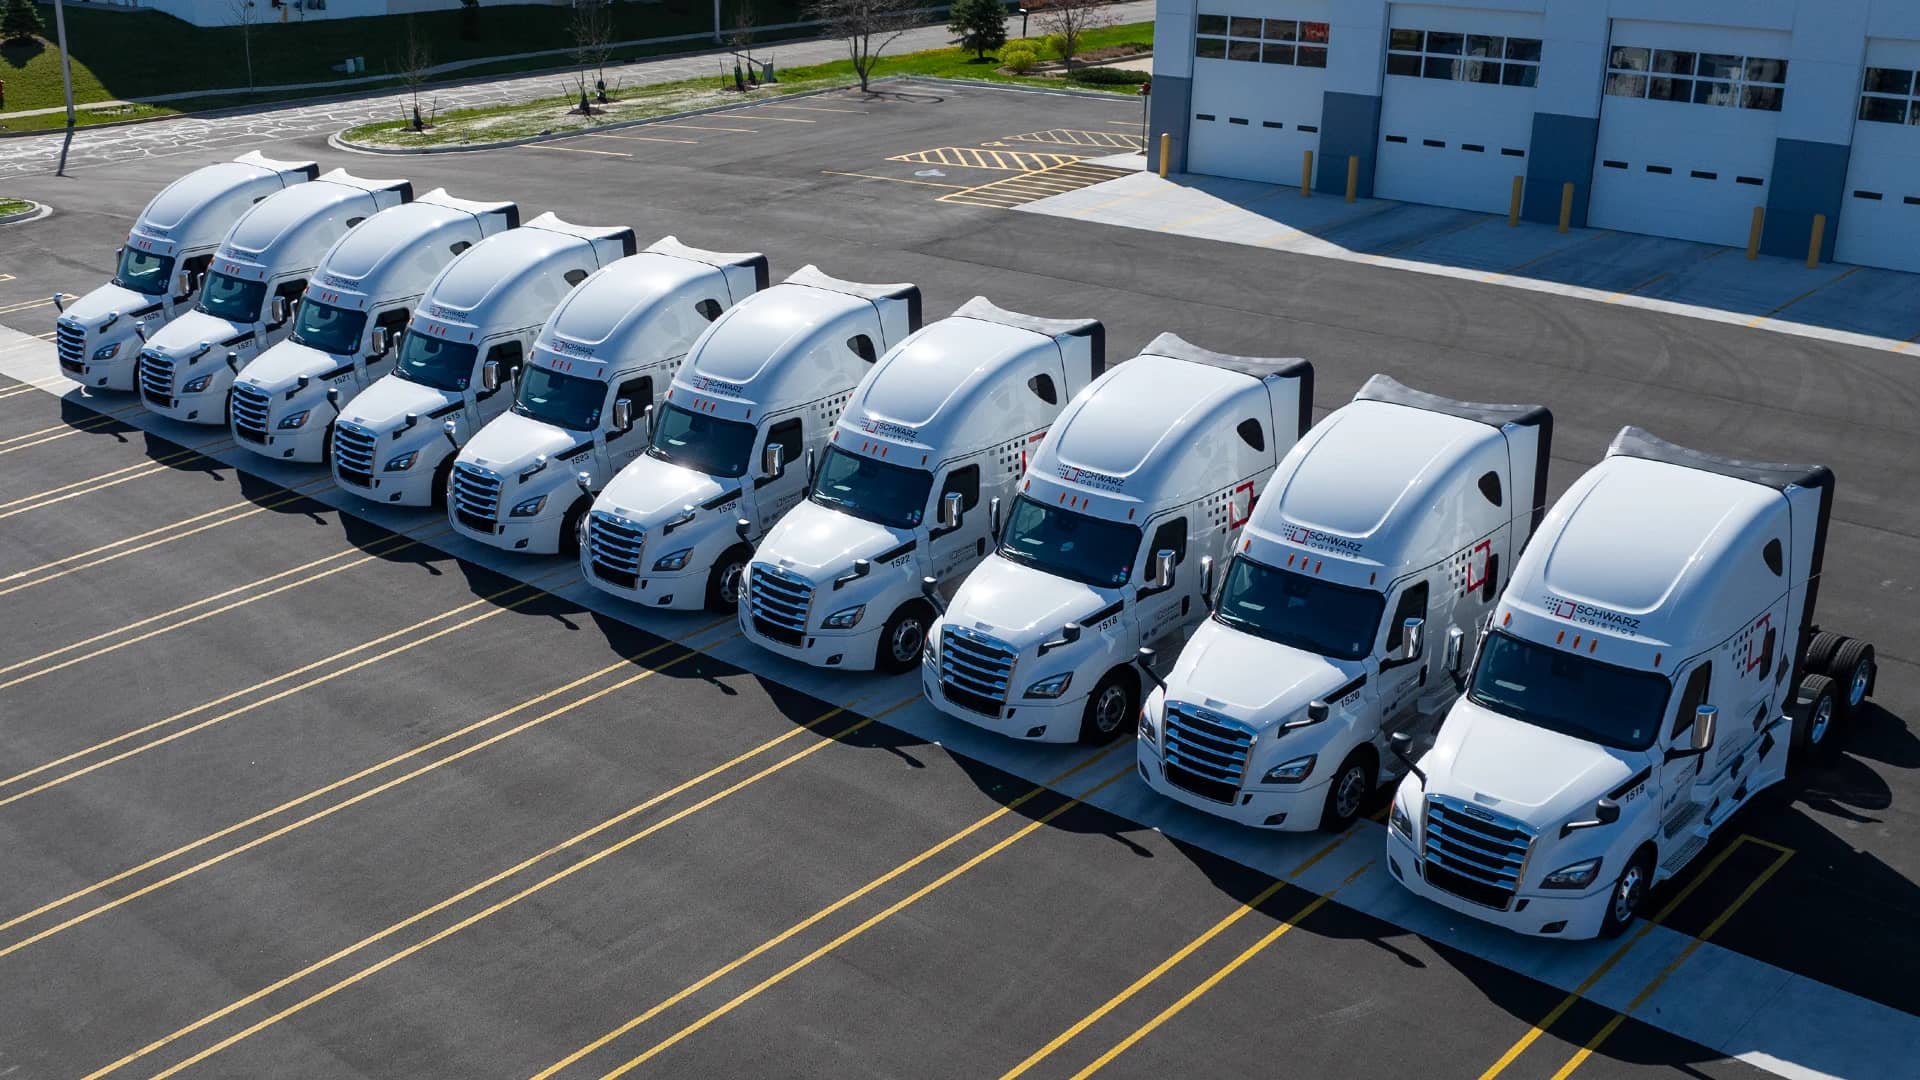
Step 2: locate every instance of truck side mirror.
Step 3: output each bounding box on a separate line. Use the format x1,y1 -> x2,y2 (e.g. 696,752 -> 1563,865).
575,470 -> 593,495
1038,621 -> 1082,656
1445,626 -> 1465,673
735,517 -> 752,541
269,296 -> 289,325
611,397 -> 632,433
225,350 -> 241,373
176,271 -> 194,297
1595,797 -> 1621,825
1135,645 -> 1165,692
481,360 -> 501,392
1149,548 -> 1175,591
938,491 -> 963,531
989,495 -> 1002,539
1200,555 -> 1216,609
54,292 -> 68,312
920,575 -> 947,615
762,441 -> 785,480
1691,705 -> 1717,752
441,418 -> 459,447
370,326 -> 391,357
1397,617 -> 1425,663
1388,731 -> 1426,787
1282,699 -> 1330,732
834,557 -> 871,591
325,387 -> 341,409
400,411 -> 418,433
642,402 -> 655,435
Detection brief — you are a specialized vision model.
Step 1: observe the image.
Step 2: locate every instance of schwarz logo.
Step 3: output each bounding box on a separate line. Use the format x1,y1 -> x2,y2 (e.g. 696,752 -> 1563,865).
552,339 -> 595,357
687,374 -> 744,397
857,417 -> 919,442
1543,594 -> 1642,633
1055,464 -> 1124,492
1280,522 -> 1364,556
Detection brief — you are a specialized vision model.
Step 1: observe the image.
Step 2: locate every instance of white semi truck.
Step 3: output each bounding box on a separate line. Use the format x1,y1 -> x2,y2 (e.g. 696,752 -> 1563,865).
1387,428 -> 1875,939
1137,376 -> 1552,832
448,238 -> 769,554
739,298 -> 1102,673
581,267 -> 921,613
137,170 -> 414,425
56,153 -> 318,391
329,213 -> 636,507
229,191 -> 519,462
925,335 -> 1314,744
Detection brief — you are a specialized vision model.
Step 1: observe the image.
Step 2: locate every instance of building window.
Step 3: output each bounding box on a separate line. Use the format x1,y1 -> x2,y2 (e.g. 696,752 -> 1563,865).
1195,14 -> 1328,68
1387,28 -> 1541,87
1604,46 -> 1787,111
1859,67 -> 1920,125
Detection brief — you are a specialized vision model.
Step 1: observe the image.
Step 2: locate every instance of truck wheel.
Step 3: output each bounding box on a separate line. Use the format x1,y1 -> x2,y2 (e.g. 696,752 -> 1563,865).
431,456 -> 455,510
1077,667 -> 1139,745
320,420 -> 336,467
705,546 -> 752,612
1828,639 -> 1876,718
876,601 -> 933,675
1791,673 -> 1841,762
1803,631 -> 1845,677
1599,848 -> 1654,939
558,497 -> 589,557
1320,748 -> 1376,832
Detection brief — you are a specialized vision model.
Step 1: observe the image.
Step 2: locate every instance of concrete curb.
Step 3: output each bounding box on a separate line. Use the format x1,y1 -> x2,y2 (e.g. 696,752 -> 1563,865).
0,200 -> 48,225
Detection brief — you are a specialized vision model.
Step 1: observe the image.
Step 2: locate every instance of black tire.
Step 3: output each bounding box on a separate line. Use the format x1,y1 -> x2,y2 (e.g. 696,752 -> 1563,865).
319,420 -> 336,467
875,600 -> 933,675
1829,638 -> 1876,718
1320,748 -> 1376,833
557,497 -> 590,558
1791,673 -> 1841,762
1803,631 -> 1845,677
430,455 -> 455,510
1077,666 -> 1139,745
705,545 -> 752,613
1599,847 -> 1655,939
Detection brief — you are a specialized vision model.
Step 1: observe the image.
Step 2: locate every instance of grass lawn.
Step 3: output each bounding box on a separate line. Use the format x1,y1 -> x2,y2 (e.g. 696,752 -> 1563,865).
0,197 -> 33,216
344,21 -> 1154,148
0,1 -> 802,130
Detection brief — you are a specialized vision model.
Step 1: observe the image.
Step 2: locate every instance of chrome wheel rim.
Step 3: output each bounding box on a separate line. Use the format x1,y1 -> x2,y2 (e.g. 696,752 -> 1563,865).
1333,765 -> 1369,821
1613,863 -> 1646,926
1810,695 -> 1834,744
1849,662 -> 1871,708
890,617 -> 924,664
1092,685 -> 1129,734
718,563 -> 743,606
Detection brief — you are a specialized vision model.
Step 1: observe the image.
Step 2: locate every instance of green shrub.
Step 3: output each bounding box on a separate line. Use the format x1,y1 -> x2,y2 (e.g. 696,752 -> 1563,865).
1068,66 -> 1150,86
1043,32 -> 1068,59
1000,45 -> 1038,74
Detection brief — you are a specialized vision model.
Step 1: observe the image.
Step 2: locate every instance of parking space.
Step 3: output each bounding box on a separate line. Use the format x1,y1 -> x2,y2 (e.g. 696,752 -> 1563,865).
0,77 -> 1913,1080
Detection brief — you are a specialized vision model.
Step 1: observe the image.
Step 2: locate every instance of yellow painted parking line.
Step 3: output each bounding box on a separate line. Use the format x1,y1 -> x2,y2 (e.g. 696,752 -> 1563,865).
654,123 -> 758,133
521,143 -> 631,157
0,296 -> 56,315
1745,265 -> 1862,327
0,413 -> 139,455
0,411 -> 127,448
0,376 -> 74,397
1006,128 -> 1144,150
1069,862 -> 1374,1080
752,103 -> 864,114
581,132 -> 699,145
1001,829 -> 1358,1079
822,171 -> 969,189
0,437 -> 233,521
94,699 -> 902,1080
892,147 -> 1087,172
1547,840 -> 1793,1079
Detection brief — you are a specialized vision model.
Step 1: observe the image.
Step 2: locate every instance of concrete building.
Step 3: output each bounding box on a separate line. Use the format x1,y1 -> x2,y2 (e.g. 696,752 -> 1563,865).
1149,0 -> 1920,269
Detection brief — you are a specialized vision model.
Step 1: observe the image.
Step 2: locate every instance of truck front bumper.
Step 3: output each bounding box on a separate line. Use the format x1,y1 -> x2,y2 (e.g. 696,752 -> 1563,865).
1385,830 -> 1610,939
62,352 -> 138,391
449,506 -> 568,555
581,559 -> 710,611
1137,747 -> 1329,830
920,663 -> 1086,743
142,385 -> 228,425
335,458 -> 439,507
233,420 -> 331,463
739,608 -> 883,671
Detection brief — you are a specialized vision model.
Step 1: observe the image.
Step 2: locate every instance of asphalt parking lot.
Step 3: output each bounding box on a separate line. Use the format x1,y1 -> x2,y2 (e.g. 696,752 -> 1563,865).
0,81 -> 1915,1078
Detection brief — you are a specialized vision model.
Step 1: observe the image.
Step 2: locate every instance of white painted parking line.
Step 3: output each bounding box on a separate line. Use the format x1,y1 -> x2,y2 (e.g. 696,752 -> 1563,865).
581,132 -> 699,145
520,143 -> 631,157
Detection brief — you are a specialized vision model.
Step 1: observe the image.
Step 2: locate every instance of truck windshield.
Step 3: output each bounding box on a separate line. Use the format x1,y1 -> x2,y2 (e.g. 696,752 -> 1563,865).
290,298 -> 367,356
195,271 -> 266,322
998,494 -> 1141,589
113,247 -> 176,297
514,366 -> 606,432
809,446 -> 933,529
1468,631 -> 1672,752
1211,556 -> 1384,661
392,333 -> 479,392
648,402 -> 756,478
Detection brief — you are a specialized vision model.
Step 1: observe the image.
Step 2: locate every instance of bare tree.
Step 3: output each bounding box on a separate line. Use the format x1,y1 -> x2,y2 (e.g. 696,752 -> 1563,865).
569,0 -> 616,113
807,0 -> 926,93
396,18 -> 435,131
1035,0 -> 1112,72
227,0 -> 261,91
729,0 -> 759,73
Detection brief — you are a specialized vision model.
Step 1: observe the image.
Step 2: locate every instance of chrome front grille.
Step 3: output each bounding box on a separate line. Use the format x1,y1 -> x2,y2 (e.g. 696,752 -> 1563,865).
137,350 -> 174,405
1161,704 -> 1253,803
1421,795 -> 1534,910
56,321 -> 85,371
585,511 -> 645,589
231,383 -> 272,443
746,564 -> 812,646
333,422 -> 378,486
938,626 -> 1017,716
450,463 -> 502,533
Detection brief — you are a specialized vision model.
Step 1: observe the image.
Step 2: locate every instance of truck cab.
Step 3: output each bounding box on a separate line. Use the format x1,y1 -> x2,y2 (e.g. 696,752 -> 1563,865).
1388,428 -> 1873,939
57,152 -> 317,392
137,170 -> 413,424
448,237 -> 768,555
740,297 -> 1102,673
230,190 -> 518,462
329,213 -> 636,507
581,267 -> 920,613
1138,376 -> 1552,833
925,334 -> 1313,744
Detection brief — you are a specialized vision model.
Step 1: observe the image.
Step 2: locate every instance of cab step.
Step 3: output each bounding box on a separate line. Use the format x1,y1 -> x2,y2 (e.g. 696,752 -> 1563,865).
1662,799 -> 1707,840
1661,831 -> 1709,876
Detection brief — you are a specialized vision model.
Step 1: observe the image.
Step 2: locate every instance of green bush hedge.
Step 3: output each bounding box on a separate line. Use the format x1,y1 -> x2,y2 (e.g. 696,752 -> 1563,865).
1000,45 -> 1038,74
1067,66 -> 1151,85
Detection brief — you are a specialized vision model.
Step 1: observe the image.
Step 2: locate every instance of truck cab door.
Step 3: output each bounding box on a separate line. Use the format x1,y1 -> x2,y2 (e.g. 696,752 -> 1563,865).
1658,662 -> 1714,835
1133,515 -> 1192,652
750,417 -> 806,533
1375,580 -> 1432,735
364,307 -> 409,385
604,374 -> 654,475
265,278 -> 306,343
926,463 -> 984,584
474,340 -> 523,420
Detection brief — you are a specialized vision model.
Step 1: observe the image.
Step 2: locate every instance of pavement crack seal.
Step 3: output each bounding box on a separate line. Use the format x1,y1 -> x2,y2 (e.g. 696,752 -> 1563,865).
0,436 -> 235,521
0,615 -> 739,960
79,697 -> 916,1080
540,749 -> 1134,1079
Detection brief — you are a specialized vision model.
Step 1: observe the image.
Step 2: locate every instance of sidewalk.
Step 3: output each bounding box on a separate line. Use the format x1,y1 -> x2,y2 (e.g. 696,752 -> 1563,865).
1019,165 -> 1920,356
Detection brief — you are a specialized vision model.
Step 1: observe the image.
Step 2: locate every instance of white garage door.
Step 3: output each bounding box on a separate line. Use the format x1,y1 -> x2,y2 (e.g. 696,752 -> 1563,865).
1836,41 -> 1920,271
1588,21 -> 1790,247
1188,7 -> 1329,185
1374,5 -> 1543,213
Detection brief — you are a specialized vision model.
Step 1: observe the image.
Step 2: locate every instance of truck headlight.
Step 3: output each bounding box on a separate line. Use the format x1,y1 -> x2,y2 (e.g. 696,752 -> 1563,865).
277,409 -> 310,430
1389,799 -> 1413,840
92,342 -> 122,361
383,450 -> 418,472
1541,858 -> 1603,890
509,494 -> 548,518
821,604 -> 865,630
1262,754 -> 1317,785
181,373 -> 215,394
651,548 -> 692,572
1023,673 -> 1073,699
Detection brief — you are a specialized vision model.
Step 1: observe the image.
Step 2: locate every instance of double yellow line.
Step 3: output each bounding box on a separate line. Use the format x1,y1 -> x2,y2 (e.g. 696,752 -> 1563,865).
0,403 -> 146,455
0,435 -> 235,521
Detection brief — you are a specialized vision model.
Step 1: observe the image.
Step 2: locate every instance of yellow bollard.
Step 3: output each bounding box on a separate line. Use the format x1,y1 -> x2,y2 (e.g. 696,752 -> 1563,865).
1557,181 -> 1574,234
1746,206 -> 1765,260
1508,176 -> 1523,226
1345,155 -> 1359,203
1158,132 -> 1170,178
1302,150 -> 1314,197
1806,213 -> 1826,268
